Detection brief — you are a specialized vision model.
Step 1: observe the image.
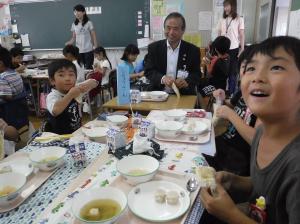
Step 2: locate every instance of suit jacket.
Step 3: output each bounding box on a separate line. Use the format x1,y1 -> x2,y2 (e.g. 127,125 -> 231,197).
144,39 -> 201,95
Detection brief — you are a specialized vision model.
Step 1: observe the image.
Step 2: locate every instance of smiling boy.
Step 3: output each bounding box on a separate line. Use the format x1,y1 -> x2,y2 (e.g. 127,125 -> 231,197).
200,36 -> 300,224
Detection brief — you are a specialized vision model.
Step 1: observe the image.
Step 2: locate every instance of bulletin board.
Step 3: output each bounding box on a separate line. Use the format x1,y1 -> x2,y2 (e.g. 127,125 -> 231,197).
150,0 -> 213,47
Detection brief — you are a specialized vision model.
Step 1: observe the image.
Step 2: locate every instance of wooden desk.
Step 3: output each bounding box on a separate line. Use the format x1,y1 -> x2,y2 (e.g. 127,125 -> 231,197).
103,95 -> 197,112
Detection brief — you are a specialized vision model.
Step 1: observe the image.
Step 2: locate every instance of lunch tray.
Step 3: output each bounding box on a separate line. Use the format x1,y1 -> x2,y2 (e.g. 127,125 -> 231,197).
147,111 -> 211,144
0,152 -> 59,213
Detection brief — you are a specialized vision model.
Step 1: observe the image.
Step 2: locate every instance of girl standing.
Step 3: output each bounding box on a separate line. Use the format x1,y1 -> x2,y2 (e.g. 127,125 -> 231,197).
66,4 -> 98,69
217,0 -> 245,96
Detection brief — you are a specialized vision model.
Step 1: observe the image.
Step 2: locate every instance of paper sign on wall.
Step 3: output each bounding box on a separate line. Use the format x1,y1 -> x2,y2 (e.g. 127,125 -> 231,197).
117,63 -> 131,105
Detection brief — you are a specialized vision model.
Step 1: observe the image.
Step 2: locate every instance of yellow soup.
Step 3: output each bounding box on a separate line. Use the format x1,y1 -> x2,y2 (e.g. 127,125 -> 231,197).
40,156 -> 59,163
80,199 -> 121,221
0,185 -> 16,197
127,169 -> 149,176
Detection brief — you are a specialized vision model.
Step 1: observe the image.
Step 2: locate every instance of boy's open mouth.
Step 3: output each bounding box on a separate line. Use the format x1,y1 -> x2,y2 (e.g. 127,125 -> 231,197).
250,90 -> 269,97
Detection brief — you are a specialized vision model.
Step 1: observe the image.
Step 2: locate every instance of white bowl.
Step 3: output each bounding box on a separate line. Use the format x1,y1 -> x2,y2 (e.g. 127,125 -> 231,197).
150,91 -> 167,100
117,155 -> 159,185
164,109 -> 187,121
29,146 -> 66,171
155,121 -> 183,138
106,115 -> 128,128
182,120 -> 208,135
72,187 -> 127,224
82,126 -> 109,143
0,172 -> 26,206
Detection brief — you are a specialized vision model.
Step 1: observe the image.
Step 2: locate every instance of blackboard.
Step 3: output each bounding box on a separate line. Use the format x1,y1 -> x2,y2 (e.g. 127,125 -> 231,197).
291,0 -> 300,11
9,0 -> 150,49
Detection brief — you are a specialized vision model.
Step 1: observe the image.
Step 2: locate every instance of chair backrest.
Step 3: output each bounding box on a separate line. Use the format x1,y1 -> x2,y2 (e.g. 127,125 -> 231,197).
109,69 -> 117,96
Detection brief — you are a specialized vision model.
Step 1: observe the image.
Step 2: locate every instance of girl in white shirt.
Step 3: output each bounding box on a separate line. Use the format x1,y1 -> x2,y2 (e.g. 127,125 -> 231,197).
66,4 -> 98,69
93,47 -> 112,85
217,0 -> 245,96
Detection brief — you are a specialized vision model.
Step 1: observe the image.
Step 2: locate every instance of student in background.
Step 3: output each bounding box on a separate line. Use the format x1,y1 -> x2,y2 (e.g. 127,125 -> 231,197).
63,45 -> 85,83
66,4 -> 98,69
200,36 -> 300,224
10,47 -> 26,74
218,0 -> 245,96
0,47 -> 24,104
46,59 -> 97,134
203,45 -> 259,179
93,46 -> 112,86
0,47 -> 29,151
120,44 -> 144,81
200,36 -> 231,95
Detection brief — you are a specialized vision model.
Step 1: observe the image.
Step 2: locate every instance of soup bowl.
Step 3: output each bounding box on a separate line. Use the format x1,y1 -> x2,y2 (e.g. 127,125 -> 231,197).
106,115 -> 128,128
72,187 -> 127,224
155,120 -> 183,138
29,146 -> 66,171
164,109 -> 187,121
117,155 -> 159,185
0,172 -> 26,206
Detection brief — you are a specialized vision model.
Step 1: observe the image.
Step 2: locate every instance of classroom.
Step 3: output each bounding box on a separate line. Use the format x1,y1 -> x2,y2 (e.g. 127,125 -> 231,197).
0,0 -> 300,223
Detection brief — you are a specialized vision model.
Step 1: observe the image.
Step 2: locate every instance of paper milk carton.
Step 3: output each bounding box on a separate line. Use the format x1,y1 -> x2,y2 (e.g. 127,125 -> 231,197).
130,89 -> 141,104
139,119 -> 155,139
106,128 -> 127,153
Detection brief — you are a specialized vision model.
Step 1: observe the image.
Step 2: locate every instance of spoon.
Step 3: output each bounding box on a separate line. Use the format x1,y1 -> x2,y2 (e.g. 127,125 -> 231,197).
186,177 -> 199,193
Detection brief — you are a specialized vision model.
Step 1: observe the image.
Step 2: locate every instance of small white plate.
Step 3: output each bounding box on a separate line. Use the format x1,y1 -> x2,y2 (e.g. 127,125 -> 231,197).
82,126 -> 108,138
128,180 -> 190,222
0,157 -> 33,178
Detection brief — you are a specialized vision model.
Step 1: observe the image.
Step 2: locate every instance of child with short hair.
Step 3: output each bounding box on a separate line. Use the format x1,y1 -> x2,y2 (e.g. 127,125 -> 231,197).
46,59 -> 97,134
0,47 -> 24,104
204,45 -> 260,176
201,36 -> 230,95
200,36 -> 300,224
93,46 -> 112,86
63,45 -> 85,83
10,47 -> 26,74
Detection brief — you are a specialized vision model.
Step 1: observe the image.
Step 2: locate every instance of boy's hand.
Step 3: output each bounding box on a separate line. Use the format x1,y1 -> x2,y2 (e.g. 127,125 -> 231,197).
175,78 -> 188,89
16,64 -> 26,73
200,183 -> 238,223
68,86 -> 82,99
78,79 -> 98,92
216,171 -> 234,190
213,89 -> 226,101
215,105 -> 234,120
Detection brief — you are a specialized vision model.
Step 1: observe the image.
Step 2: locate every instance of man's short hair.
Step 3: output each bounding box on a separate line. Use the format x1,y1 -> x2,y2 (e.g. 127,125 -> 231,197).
163,12 -> 186,31
48,59 -> 77,80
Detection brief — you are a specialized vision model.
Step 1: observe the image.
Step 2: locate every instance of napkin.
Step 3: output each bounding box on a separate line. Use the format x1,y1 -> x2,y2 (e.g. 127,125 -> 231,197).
172,83 -> 180,98
29,132 -> 69,148
109,139 -> 164,160
132,135 -> 153,154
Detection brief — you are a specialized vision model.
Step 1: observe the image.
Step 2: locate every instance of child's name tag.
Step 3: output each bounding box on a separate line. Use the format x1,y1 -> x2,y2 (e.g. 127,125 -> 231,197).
177,70 -> 189,79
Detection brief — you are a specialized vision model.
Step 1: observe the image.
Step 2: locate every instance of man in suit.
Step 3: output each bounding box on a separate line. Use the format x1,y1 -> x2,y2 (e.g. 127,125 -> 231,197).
145,12 -> 201,95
